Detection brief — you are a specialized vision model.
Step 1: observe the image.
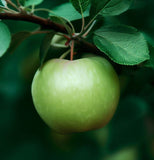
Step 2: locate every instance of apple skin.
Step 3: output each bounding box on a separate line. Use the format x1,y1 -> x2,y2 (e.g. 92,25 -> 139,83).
31,56 -> 120,134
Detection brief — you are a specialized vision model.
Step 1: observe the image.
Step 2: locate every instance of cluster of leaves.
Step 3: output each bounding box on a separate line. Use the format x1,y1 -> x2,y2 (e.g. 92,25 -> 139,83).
0,0 -> 153,67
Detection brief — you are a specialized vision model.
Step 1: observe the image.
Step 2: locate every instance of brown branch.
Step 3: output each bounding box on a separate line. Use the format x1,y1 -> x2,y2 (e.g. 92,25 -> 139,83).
0,12 -> 100,54
0,13 -> 67,33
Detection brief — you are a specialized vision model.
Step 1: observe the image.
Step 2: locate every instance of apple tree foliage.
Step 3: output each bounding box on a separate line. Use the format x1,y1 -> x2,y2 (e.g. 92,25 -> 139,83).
0,0 -> 152,66
0,0 -> 154,160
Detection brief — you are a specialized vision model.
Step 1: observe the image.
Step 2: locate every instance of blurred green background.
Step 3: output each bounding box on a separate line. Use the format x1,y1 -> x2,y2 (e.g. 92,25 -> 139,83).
0,0 -> 154,160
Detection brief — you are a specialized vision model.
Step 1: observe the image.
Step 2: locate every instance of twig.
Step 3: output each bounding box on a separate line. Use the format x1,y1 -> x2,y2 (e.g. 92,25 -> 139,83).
34,8 -> 55,14
0,12 -> 67,32
31,5 -> 35,14
84,0 -> 111,30
79,13 -> 85,35
82,20 -> 96,37
0,12 -> 102,55
5,0 -> 20,11
16,0 -> 21,7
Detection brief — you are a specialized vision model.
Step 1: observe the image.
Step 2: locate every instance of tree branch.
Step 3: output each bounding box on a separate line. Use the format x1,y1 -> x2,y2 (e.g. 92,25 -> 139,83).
0,13 -> 67,33
0,12 -> 100,54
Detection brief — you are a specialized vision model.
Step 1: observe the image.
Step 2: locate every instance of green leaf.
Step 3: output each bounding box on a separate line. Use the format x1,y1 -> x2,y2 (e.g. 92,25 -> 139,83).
90,0 -> 132,19
101,0 -> 133,16
24,0 -> 43,7
0,0 -> 7,7
0,22 -> 11,57
70,0 -> 90,14
49,15 -> 73,35
94,25 -> 149,65
7,31 -> 32,54
51,2 -> 89,21
0,0 -> 6,12
40,32 -> 55,67
90,0 -> 111,18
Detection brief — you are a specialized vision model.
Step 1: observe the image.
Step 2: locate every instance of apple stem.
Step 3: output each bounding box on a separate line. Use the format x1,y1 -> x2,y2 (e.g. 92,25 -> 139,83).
70,40 -> 74,61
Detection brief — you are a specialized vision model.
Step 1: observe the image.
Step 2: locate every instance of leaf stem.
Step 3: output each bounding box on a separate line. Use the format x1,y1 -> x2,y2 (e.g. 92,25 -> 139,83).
84,0 -> 111,30
70,40 -> 74,61
15,0 -> 21,7
5,0 -> 20,11
31,5 -> 35,14
5,7 -> 18,13
55,32 -> 70,39
82,20 -> 96,37
84,16 -> 96,31
59,49 -> 71,59
0,6 -> 12,13
79,12 -> 85,35
34,8 -> 55,14
61,17 -> 75,35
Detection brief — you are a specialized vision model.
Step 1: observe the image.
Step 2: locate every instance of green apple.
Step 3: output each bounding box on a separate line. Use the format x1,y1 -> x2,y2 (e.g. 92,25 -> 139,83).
31,56 -> 120,134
